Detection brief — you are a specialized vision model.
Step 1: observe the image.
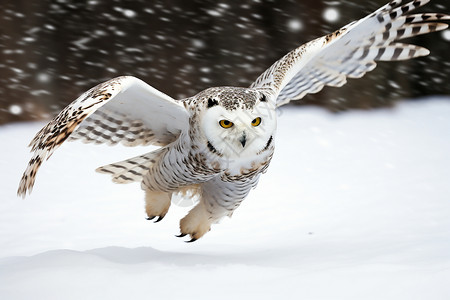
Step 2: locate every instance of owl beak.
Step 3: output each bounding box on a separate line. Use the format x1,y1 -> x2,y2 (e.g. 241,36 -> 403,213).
239,132 -> 247,148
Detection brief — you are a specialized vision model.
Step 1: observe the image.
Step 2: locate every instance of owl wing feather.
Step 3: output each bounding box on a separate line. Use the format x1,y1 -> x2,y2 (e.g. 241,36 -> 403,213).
18,76 -> 189,197
250,0 -> 450,107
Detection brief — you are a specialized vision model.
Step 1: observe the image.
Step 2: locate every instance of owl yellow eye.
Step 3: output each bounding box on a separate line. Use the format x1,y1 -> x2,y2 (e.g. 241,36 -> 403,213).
219,119 -> 234,128
251,117 -> 261,127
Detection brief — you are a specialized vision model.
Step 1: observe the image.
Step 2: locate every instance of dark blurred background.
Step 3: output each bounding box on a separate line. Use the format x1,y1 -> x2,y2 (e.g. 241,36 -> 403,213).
0,0 -> 449,125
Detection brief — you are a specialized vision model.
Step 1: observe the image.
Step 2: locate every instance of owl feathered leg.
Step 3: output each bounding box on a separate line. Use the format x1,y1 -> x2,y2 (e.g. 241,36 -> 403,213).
179,198 -> 214,242
178,177 -> 255,241
144,189 -> 172,222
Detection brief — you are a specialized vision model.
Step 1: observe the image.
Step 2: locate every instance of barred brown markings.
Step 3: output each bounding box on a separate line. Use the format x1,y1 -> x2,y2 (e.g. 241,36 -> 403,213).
429,24 -> 437,31
413,1 -> 421,8
360,48 -> 370,59
383,31 -> 390,40
412,26 -> 421,34
98,123 -> 117,133
405,16 -> 414,23
106,116 -> 123,126
423,14 -> 431,21
409,48 -> 417,57
347,66 -> 359,76
377,14 -> 384,23
397,28 -> 406,38
91,129 -> 102,136
390,11 -> 398,19
100,133 -> 110,140
402,6 -> 409,14
118,175 -> 133,181
129,129 -> 143,135
344,49 -> 357,62
98,168 -> 114,174
375,48 -> 386,60
392,48 -> 403,60
127,170 -> 140,176
111,164 -> 127,169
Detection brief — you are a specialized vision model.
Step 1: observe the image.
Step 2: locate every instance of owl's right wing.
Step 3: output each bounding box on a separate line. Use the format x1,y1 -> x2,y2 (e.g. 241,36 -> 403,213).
18,76 -> 189,197
250,0 -> 449,107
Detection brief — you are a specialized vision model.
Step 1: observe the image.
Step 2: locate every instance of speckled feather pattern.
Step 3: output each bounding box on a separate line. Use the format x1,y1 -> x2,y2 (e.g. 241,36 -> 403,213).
251,0 -> 450,106
17,0 -> 448,240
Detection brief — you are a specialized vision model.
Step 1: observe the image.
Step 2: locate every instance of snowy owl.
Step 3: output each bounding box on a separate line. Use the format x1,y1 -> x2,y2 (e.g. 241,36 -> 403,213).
18,0 -> 449,241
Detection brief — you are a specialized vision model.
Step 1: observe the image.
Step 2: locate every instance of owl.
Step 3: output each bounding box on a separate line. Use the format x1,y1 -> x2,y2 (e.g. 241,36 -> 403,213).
18,0 -> 449,241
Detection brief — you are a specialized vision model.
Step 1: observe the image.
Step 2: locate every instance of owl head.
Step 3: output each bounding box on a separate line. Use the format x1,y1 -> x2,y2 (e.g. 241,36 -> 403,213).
197,87 -> 277,160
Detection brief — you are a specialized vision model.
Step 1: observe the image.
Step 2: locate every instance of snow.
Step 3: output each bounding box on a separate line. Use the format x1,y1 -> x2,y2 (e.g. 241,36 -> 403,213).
287,19 -> 303,32
1,98 -> 450,299
442,30 -> 450,42
8,105 -> 22,115
323,7 -> 340,23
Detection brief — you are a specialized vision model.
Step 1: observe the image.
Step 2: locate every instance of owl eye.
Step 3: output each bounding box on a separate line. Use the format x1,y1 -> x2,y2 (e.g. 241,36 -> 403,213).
219,119 -> 234,128
251,117 -> 261,127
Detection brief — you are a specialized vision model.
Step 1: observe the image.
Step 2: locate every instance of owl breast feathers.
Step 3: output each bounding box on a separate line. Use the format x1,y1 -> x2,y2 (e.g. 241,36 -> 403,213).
18,0 -> 449,241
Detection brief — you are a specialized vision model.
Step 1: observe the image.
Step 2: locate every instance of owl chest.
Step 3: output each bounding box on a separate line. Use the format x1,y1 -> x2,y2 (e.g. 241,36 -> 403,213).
184,145 -> 274,182
222,148 -> 274,181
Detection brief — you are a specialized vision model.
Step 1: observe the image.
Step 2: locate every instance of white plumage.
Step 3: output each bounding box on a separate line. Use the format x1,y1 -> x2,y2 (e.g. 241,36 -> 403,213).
18,0 -> 449,241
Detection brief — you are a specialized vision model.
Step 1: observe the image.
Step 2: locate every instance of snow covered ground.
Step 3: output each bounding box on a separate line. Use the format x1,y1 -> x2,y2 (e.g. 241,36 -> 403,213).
1,98 -> 450,299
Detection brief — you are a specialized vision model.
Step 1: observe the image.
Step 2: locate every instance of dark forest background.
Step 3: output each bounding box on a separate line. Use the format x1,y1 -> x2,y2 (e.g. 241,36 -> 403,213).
0,0 -> 449,125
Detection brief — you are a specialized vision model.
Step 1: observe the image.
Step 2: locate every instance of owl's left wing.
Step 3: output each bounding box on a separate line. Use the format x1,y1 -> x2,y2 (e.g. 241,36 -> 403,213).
250,0 -> 449,107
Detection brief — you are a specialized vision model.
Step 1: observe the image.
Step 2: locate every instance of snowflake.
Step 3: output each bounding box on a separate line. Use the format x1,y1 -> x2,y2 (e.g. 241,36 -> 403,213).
442,30 -> 450,41
287,19 -> 303,32
323,7 -> 340,23
9,104 -> 22,115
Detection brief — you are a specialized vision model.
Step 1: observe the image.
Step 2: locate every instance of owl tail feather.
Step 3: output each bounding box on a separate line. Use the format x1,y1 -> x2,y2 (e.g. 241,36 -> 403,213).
96,148 -> 167,184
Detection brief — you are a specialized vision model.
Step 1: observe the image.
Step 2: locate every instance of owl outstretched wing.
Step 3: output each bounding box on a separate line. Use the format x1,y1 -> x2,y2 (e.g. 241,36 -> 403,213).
250,0 -> 450,107
18,76 -> 189,197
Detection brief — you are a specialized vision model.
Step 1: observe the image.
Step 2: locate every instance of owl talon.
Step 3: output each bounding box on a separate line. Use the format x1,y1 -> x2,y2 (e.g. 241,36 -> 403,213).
145,189 -> 171,223
154,215 -> 165,223
179,201 -> 213,242
176,233 -> 187,238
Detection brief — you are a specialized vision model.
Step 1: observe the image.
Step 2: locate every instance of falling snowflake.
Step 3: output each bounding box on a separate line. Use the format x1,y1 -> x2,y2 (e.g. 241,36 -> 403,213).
192,39 -> 205,49
287,19 -> 303,32
37,73 -> 51,83
207,10 -> 221,17
323,7 -> 340,23
442,30 -> 450,41
9,104 -> 22,115
123,9 -> 136,18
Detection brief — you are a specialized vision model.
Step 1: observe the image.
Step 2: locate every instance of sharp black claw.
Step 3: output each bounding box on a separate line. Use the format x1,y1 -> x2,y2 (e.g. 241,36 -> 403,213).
176,233 -> 187,238
154,215 -> 164,223
185,238 -> 197,243
146,216 -> 155,221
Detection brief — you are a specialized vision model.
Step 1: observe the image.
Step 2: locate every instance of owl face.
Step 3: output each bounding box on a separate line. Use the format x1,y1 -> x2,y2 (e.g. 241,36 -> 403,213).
199,88 -> 277,160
